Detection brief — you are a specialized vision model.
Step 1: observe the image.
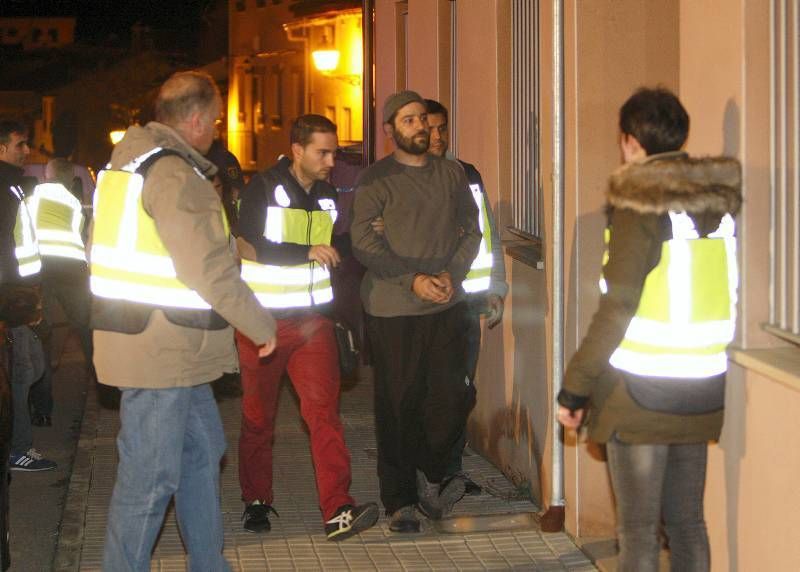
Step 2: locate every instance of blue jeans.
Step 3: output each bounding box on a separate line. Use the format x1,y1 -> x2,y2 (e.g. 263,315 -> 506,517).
9,326 -> 46,455
103,384 -> 230,572
606,438 -> 710,572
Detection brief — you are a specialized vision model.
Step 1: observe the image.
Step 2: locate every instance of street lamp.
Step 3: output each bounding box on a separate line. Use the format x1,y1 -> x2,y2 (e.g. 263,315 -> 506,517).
109,130 -> 126,145
312,49 -> 340,72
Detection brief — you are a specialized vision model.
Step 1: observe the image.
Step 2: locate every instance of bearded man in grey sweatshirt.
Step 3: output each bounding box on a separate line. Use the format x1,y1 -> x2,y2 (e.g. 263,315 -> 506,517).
350,91 -> 481,533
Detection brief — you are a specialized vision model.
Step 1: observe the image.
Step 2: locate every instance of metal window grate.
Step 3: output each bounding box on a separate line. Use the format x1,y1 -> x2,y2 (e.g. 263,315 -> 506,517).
510,0 -> 541,239
769,0 -> 800,338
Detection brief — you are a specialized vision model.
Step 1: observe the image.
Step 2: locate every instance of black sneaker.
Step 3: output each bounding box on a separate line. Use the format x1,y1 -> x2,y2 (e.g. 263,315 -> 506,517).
389,505 -> 420,533
9,449 -> 57,472
324,502 -> 379,541
242,500 -> 277,533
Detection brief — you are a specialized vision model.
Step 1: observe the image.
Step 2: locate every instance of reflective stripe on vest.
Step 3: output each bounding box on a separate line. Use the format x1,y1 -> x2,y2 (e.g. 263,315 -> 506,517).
602,211 -> 737,378
240,187 -> 337,309
462,183 -> 494,293
9,185 -> 41,277
90,149 -> 226,310
28,183 -> 86,262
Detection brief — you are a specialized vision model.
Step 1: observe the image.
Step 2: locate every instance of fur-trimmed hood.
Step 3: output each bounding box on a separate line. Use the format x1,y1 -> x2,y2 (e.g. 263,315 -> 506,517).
607,152 -> 742,216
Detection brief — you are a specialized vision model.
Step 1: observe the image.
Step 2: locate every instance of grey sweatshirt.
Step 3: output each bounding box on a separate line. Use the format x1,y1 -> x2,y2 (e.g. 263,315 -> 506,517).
351,153 -> 481,317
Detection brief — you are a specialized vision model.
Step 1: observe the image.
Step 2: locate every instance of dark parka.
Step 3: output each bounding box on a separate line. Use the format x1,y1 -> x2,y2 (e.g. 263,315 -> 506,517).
559,152 -> 742,444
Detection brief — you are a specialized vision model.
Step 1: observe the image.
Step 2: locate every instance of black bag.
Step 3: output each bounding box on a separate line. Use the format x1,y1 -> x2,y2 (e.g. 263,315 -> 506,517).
333,321 -> 359,379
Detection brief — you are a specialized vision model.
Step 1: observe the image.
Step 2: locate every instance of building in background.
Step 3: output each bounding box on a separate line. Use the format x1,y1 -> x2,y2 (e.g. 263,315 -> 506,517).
370,1 -> 800,569
0,17 -> 75,50
227,0 -> 363,171
227,1 -> 799,568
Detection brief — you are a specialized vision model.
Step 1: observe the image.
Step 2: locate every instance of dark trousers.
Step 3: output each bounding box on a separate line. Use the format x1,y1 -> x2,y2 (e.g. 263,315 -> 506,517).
367,302 -> 476,514
445,302 -> 482,475
30,266 -> 93,417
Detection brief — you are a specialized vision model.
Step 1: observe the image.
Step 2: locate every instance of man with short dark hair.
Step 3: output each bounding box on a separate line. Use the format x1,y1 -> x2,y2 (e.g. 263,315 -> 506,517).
0,119 -> 57,473
93,70 -> 277,570
235,114 -> 378,541
558,87 -> 740,569
351,91 -> 481,533
424,98 -> 508,495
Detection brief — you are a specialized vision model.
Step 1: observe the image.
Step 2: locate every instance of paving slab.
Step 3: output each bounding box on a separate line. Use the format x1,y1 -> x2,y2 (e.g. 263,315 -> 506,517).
56,366 -> 596,571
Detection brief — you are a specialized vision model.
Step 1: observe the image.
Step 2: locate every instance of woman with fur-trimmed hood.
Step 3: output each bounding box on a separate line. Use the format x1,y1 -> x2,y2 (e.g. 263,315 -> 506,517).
557,88 -> 742,571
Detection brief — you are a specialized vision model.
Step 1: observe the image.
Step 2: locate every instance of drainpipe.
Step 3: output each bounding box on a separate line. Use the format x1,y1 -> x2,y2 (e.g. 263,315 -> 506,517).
362,0 -> 375,166
540,0 -> 566,533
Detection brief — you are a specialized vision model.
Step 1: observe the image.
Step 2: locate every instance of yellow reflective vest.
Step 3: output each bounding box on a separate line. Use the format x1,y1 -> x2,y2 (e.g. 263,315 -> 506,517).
91,148 -> 227,313
240,184 -> 336,309
462,183 -> 494,294
28,182 -> 86,262
8,184 -> 41,278
600,211 -> 737,378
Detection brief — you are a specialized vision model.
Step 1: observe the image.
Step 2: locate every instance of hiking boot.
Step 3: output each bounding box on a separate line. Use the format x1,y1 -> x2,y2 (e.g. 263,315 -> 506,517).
9,448 -> 56,472
325,502 -> 379,541
416,470 -> 465,520
242,500 -> 277,533
389,505 -> 420,533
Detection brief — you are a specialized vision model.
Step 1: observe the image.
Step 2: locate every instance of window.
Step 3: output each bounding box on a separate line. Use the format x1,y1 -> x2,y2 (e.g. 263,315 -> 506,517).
342,107 -> 352,141
509,0 -> 542,240
256,0 -> 267,7
236,0 -> 246,12
396,2 -> 408,90
269,65 -> 284,129
767,0 -> 800,342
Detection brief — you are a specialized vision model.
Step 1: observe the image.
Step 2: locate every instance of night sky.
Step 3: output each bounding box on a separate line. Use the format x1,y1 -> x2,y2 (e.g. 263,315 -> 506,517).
0,0 -> 215,42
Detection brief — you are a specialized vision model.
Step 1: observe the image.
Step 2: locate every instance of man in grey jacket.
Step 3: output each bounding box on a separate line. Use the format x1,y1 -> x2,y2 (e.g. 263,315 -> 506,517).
93,71 -> 277,571
351,91 -> 481,533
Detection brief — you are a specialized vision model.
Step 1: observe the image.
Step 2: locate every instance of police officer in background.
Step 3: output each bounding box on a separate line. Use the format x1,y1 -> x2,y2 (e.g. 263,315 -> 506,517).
206,138 -> 244,236
27,158 -> 93,425
424,98 -> 508,495
91,71 -> 277,570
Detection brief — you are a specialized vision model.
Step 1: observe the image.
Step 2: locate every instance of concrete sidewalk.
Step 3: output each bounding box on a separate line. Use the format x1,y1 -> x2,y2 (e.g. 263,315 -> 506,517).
55,368 -> 596,571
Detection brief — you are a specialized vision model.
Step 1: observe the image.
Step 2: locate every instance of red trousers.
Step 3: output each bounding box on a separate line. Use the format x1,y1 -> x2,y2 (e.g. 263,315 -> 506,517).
236,314 -> 354,521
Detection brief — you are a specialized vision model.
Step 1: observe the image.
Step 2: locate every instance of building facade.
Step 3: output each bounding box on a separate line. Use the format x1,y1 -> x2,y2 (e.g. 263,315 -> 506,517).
228,0 -> 363,171
229,1 -> 800,568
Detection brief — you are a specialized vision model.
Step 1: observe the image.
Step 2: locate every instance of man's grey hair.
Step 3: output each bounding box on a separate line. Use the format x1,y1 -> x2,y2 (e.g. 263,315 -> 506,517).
154,70 -> 221,125
45,158 -> 75,187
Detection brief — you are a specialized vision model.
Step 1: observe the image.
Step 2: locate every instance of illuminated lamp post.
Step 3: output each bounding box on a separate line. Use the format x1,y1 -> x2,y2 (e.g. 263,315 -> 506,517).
312,48 -> 340,72
109,130 -> 126,145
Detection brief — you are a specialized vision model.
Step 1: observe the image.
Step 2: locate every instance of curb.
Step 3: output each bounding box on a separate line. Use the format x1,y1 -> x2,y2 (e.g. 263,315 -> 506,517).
53,380 -> 98,571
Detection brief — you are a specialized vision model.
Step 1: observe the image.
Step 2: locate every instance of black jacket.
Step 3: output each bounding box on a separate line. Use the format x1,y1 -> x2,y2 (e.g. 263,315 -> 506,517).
238,156 -> 347,316
0,161 -> 39,287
